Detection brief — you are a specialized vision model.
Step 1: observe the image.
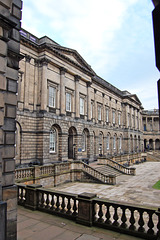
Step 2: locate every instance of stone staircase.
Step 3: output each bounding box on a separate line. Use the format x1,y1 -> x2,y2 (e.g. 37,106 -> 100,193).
94,165 -> 123,177
147,151 -> 160,162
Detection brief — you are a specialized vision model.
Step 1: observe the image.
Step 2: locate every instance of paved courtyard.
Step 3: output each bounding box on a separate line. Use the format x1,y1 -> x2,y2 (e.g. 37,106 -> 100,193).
52,162 -> 160,208
17,161 -> 160,240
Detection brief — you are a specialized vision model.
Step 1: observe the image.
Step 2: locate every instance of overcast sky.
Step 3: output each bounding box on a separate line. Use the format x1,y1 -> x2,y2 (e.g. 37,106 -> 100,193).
22,0 -> 159,110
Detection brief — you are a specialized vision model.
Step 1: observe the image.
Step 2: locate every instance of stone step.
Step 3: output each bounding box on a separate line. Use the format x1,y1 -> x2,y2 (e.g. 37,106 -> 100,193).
94,165 -> 123,177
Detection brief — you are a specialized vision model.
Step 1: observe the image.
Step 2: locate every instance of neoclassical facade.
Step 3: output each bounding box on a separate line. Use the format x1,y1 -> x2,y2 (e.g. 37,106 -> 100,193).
16,29 -> 144,166
142,109 -> 160,150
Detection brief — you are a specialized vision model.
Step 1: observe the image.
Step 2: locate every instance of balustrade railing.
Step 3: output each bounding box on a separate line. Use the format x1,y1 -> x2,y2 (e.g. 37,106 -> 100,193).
37,189 -> 77,220
98,157 -> 136,175
15,167 -> 34,180
17,184 -> 160,240
93,198 -> 160,239
82,162 -> 116,184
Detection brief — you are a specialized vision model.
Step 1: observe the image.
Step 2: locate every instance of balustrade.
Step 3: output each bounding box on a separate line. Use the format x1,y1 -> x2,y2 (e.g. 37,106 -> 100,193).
15,167 -> 34,180
17,184 -> 160,239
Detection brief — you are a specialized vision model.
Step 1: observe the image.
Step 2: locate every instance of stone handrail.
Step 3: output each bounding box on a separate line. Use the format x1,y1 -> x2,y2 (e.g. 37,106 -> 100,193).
17,184 -> 160,240
98,157 -> 136,175
82,162 -> 116,185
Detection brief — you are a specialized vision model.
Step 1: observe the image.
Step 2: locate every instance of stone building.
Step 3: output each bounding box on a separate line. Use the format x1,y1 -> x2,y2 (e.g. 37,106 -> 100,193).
142,109 -> 160,150
15,29 -> 144,166
0,0 -> 22,239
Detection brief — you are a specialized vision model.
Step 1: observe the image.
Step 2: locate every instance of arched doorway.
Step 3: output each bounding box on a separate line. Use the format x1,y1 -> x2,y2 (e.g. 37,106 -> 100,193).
82,128 -> 90,158
144,139 -> 147,150
155,139 -> 160,150
149,139 -> 153,150
68,127 -> 77,159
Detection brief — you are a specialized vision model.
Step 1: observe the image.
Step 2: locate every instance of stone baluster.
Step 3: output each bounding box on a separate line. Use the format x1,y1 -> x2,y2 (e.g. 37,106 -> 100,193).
113,206 -> 119,226
138,210 -> 145,232
98,203 -> 104,223
61,196 -> 66,213
105,204 -> 111,225
147,210 -> 154,235
66,197 -> 72,215
129,208 -> 136,231
56,195 -> 60,211
121,207 -> 127,228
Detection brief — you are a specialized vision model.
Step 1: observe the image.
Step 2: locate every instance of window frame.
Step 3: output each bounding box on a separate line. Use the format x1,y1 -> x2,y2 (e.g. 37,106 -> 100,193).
49,128 -> 57,153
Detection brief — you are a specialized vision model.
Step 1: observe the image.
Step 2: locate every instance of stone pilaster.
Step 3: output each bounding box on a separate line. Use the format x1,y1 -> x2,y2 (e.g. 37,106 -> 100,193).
34,59 -> 39,111
87,82 -> 91,121
94,89 -> 97,123
60,67 -> 67,116
24,55 -> 31,110
40,58 -> 49,112
75,75 -> 80,119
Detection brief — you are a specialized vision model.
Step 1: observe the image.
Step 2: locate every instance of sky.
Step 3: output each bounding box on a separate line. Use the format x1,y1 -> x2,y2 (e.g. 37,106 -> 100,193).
21,0 -> 160,110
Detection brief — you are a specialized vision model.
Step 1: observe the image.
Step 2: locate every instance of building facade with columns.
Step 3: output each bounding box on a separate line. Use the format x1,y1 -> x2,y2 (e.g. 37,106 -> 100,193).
16,29 -> 144,166
142,109 -> 160,150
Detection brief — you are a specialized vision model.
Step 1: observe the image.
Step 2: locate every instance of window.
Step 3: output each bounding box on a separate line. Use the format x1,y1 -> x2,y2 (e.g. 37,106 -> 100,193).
66,92 -> 71,112
118,113 -> 121,125
113,135 -> 116,150
50,128 -> 56,153
106,108 -> 109,123
144,124 -> 146,131
106,136 -> 109,150
98,105 -> 101,121
80,97 -> 84,115
82,131 -> 86,151
112,111 -> 115,124
128,114 -> 130,127
119,136 -> 122,150
91,102 -> 93,119
49,86 -> 56,108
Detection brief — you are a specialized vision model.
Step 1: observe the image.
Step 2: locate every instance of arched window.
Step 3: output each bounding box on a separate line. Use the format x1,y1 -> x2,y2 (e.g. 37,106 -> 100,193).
82,131 -> 86,152
119,135 -> 122,150
113,135 -> 116,150
50,128 -> 57,153
106,135 -> 110,150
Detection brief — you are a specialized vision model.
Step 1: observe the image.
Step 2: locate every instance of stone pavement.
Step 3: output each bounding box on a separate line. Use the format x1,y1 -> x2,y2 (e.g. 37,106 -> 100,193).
17,161 -> 160,240
17,206 -> 143,240
53,162 -> 160,208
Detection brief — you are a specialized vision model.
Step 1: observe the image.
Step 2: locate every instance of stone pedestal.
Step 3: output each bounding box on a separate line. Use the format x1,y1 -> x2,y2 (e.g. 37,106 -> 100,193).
25,184 -> 42,210
76,192 -> 96,226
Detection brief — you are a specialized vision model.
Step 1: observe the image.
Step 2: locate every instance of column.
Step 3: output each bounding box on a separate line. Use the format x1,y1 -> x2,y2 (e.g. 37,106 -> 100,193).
24,55 -> 31,110
94,89 -> 97,123
75,75 -> 80,119
60,67 -> 67,116
34,59 -> 39,111
40,58 -> 49,112
87,82 -> 91,121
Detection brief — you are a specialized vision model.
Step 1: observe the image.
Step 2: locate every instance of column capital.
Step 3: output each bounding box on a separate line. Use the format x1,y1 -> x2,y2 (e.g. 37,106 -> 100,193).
25,54 -> 31,63
40,57 -> 50,66
60,67 -> 67,74
74,75 -> 81,81
34,59 -> 40,66
86,82 -> 92,87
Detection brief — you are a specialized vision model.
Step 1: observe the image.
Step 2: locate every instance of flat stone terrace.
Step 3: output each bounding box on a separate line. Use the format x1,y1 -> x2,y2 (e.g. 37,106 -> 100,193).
52,162 -> 160,208
18,206 -> 143,240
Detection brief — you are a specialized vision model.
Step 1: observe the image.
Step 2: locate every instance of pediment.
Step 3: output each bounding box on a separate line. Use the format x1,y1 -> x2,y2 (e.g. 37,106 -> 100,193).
50,45 -> 95,74
130,94 -> 141,104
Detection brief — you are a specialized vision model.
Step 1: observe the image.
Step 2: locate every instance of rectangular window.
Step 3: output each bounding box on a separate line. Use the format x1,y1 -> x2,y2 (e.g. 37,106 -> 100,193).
112,111 -> 115,124
106,108 -> 109,123
66,92 -> 71,112
91,102 -> 93,119
98,105 -> 101,121
80,97 -> 84,115
49,86 -> 56,108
